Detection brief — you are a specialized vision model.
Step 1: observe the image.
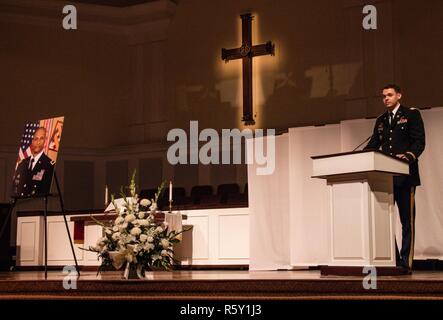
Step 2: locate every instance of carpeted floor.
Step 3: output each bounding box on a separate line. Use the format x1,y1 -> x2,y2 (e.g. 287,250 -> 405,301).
1,270 -> 443,300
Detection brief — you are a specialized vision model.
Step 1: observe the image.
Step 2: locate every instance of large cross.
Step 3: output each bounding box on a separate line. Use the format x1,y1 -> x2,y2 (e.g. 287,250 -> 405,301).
222,13 -> 274,126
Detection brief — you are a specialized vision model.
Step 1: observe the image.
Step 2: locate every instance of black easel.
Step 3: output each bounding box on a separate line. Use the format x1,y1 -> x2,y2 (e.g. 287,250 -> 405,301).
3,171 -> 80,279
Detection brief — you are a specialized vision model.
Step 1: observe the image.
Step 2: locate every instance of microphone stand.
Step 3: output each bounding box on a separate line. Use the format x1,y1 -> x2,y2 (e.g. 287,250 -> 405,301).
352,135 -> 372,152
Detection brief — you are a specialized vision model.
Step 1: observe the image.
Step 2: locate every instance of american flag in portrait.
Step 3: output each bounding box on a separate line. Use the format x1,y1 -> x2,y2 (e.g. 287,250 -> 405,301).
40,117 -> 54,151
16,122 -> 39,169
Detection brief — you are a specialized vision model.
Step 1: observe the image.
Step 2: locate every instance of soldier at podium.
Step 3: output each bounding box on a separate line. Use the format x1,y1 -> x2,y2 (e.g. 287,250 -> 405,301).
364,84 -> 426,271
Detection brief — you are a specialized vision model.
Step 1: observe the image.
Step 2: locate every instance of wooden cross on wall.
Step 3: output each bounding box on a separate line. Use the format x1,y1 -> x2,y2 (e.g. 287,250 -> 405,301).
222,13 -> 275,126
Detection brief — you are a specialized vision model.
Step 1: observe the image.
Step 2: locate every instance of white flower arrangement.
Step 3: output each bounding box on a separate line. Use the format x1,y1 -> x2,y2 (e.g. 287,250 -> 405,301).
84,172 -> 189,278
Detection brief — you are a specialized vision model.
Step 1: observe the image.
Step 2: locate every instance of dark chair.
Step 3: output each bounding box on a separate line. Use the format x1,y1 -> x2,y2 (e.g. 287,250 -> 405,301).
190,185 -> 214,205
139,188 -> 169,210
226,192 -> 248,205
217,183 -> 240,203
157,190 -> 169,210
198,194 -> 222,206
171,187 -> 191,206
226,183 -> 248,205
138,188 -> 157,201
172,187 -> 186,198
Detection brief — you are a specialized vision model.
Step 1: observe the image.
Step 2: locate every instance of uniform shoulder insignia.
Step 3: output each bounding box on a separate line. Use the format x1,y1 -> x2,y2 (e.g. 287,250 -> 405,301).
409,107 -> 416,110
50,160 -> 56,165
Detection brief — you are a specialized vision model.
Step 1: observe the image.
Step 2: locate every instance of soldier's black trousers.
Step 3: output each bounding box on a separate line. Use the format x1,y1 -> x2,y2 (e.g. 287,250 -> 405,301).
394,185 -> 416,269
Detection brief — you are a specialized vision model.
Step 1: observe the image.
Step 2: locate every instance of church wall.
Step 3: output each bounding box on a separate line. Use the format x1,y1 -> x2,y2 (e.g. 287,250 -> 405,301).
0,20 -> 132,149
0,0 -> 441,224
166,0 -> 443,131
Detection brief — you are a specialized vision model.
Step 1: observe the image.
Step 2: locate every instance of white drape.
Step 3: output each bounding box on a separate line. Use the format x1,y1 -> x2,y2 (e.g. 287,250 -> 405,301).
248,135 -> 292,270
248,107 -> 443,270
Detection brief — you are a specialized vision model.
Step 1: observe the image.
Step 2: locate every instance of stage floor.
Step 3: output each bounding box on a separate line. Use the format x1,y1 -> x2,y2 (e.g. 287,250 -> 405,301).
2,269 -> 443,281
1,270 -> 443,300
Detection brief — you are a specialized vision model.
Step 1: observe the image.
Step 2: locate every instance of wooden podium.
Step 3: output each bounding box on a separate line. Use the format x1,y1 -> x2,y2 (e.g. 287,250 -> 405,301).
311,150 -> 409,275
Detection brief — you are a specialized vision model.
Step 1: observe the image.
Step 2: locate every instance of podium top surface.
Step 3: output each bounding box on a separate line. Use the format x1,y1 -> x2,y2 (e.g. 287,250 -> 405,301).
311,149 -> 409,179
311,149 -> 409,164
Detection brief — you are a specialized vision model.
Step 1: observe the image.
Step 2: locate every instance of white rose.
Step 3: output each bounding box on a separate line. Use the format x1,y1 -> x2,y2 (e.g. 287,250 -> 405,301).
140,234 -> 148,242
161,238 -> 170,249
124,214 -> 136,223
147,236 -> 154,243
112,225 -> 119,232
138,212 -> 145,219
105,228 -> 112,235
139,219 -> 149,226
111,232 -> 121,241
144,243 -> 154,252
130,227 -> 142,236
140,199 -> 151,207
161,249 -> 169,256
155,226 -> 163,233
115,217 -> 124,225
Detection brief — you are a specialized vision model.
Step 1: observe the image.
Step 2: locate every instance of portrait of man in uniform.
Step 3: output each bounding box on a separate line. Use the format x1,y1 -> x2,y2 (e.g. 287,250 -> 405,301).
12,117 -> 64,198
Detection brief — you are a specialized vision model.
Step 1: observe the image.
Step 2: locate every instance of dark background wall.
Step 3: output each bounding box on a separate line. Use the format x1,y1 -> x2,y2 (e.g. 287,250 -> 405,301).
0,0 -> 441,204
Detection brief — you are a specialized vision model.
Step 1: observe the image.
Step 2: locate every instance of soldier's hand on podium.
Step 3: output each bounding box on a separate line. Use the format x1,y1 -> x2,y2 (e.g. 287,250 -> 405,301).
396,154 -> 409,162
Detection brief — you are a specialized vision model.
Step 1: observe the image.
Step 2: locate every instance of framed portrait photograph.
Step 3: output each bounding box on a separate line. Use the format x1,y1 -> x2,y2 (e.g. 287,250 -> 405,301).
11,116 -> 64,198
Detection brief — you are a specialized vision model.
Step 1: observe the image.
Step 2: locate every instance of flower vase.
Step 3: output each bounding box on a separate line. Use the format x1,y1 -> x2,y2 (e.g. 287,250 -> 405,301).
122,263 -> 150,279
122,263 -> 139,280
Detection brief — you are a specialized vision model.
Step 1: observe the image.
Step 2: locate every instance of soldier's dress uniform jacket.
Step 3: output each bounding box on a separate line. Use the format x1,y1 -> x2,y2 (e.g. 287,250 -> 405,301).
12,153 -> 55,197
364,105 -> 426,269
365,105 -> 425,186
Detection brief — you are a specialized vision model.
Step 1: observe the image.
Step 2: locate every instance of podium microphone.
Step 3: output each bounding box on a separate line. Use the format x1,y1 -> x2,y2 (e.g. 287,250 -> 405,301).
352,135 -> 372,152
352,110 -> 387,152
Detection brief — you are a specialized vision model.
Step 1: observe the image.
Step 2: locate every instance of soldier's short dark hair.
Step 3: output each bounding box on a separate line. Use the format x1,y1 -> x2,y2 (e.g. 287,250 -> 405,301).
383,84 -> 401,93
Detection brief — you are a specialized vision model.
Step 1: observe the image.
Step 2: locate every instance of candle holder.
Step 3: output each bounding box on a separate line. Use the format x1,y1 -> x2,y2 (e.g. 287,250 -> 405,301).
168,199 -> 173,213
